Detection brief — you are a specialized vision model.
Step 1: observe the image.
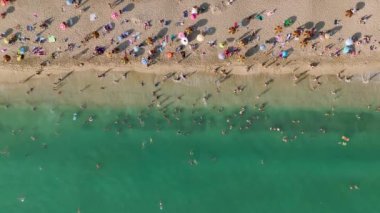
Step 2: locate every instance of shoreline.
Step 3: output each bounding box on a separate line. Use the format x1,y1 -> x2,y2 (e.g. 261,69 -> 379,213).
0,67 -> 379,112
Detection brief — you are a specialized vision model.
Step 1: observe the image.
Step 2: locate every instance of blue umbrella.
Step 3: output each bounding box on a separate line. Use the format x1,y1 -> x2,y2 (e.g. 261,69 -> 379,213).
343,46 -> 351,54
18,47 -> 27,54
66,0 -> 74,5
259,44 -> 266,51
281,50 -> 289,58
133,46 -> 140,53
141,58 -> 148,65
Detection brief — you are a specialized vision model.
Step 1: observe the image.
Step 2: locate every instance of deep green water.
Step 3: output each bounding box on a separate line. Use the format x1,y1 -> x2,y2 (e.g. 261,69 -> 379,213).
0,104 -> 380,213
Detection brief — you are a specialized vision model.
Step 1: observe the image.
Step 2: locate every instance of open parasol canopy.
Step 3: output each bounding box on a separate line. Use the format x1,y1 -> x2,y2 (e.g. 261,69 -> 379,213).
181,37 -> 189,45
196,34 -> 204,42
218,52 -> 226,60
345,38 -> 354,46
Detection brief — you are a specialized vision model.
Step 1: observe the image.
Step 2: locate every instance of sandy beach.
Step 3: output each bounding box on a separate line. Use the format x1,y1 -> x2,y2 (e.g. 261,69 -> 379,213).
0,0 -> 380,109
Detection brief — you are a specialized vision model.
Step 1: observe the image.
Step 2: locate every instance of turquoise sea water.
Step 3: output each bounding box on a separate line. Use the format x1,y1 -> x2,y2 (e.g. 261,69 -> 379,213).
0,104 -> 380,213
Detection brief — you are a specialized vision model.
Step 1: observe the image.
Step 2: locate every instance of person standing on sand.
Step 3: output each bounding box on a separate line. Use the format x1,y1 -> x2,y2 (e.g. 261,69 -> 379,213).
108,0 -> 122,9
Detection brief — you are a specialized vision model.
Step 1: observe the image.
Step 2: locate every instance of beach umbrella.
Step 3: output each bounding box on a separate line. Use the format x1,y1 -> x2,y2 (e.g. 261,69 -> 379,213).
196,34 -> 204,42
90,13 -> 97,21
300,39 -> 308,48
177,32 -> 185,39
170,34 -> 176,41
181,37 -> 189,45
324,33 -> 330,40
256,15 -> 263,21
259,44 -> 266,51
166,52 -> 174,59
281,50 -> 289,58
191,7 -> 198,15
274,26 -> 283,34
1,0 -> 9,6
92,31 -> 100,38
66,0 -> 74,5
218,42 -> 226,48
2,54 -> 10,62
3,37 -> 9,44
284,19 -> 294,27
18,47 -> 27,55
190,13 -> 197,20
48,35 -> 56,43
345,38 -> 354,46
111,12 -> 120,20
343,46 -> 351,54
60,22 -> 68,30
141,57 -> 148,65
133,46 -> 140,53
218,52 -> 226,60
345,10 -> 353,18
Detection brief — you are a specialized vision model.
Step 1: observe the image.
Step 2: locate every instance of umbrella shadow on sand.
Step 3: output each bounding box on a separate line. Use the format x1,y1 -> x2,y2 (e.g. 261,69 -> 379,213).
311,21 -> 325,40
199,2 -> 210,14
245,45 -> 259,57
204,27 -> 216,36
67,16 -> 80,27
121,3 -> 134,12
352,32 -> 362,41
356,2 -> 365,11
115,41 -> 129,52
3,28 -> 13,37
193,18 -> 208,29
326,25 -> 342,36
301,21 -> 314,29
241,13 -> 256,27
188,19 -> 208,42
156,27 -> 168,39
6,6 -> 15,14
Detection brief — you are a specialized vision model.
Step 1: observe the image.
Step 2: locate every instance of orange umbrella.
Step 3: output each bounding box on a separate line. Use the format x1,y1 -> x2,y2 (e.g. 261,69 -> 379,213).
345,10 -> 353,18
166,52 -> 174,59
185,27 -> 193,36
146,37 -> 153,45
92,31 -> 100,39
303,30 -> 312,38
3,54 -> 11,62
274,26 -> 283,34
228,26 -> 237,34
300,39 -> 308,48
292,30 -> 301,38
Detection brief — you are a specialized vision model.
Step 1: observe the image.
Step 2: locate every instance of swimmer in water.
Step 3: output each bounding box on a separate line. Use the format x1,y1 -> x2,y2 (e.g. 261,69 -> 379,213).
88,116 -> 94,122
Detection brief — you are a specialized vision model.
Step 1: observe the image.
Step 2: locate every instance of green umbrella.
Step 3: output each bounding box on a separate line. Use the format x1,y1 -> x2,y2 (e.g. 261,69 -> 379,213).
284,19 -> 294,27
255,15 -> 263,21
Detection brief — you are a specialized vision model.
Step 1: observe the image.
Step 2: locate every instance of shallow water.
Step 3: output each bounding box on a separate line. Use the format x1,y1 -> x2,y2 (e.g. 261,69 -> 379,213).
1,103 -> 380,212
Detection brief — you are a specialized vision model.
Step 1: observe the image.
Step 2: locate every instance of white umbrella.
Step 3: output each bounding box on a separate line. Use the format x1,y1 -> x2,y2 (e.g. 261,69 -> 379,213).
181,37 -> 189,45
133,46 -> 140,52
259,44 -> 266,51
345,38 -> 354,46
218,52 -> 226,60
196,34 -> 205,42
90,13 -> 97,22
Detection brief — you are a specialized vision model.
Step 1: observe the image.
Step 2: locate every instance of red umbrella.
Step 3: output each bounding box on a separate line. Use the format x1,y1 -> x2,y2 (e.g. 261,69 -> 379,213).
60,22 -> 68,30
1,0 -> 9,7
